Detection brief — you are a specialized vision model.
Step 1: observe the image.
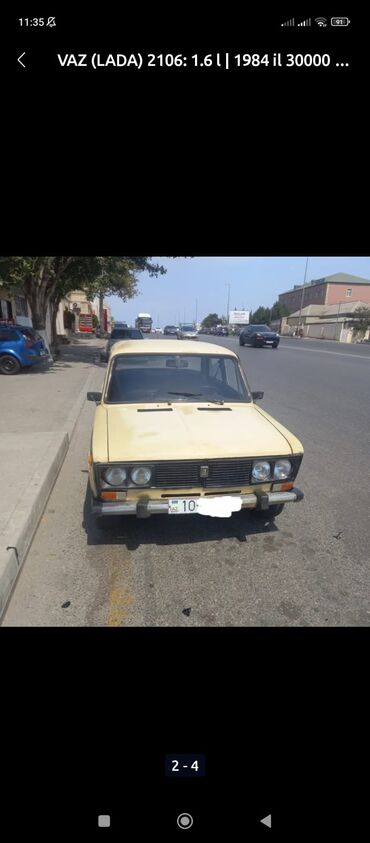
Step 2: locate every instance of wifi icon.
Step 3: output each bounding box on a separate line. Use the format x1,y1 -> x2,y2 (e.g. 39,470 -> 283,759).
315,17 -> 327,26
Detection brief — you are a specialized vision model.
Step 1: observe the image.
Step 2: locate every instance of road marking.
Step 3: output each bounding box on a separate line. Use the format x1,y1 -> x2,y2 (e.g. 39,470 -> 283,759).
278,345 -> 370,360
107,556 -> 134,627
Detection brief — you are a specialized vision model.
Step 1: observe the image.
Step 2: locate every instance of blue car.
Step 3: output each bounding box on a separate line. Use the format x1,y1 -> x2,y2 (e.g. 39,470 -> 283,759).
0,323 -> 48,375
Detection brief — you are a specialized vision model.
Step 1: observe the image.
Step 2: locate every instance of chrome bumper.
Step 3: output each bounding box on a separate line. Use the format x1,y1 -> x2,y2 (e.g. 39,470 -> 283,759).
92,488 -> 304,517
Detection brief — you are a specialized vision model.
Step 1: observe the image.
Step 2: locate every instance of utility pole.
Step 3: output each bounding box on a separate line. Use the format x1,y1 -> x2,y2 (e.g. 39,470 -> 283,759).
195,298 -> 198,325
298,257 -> 309,331
225,283 -> 231,324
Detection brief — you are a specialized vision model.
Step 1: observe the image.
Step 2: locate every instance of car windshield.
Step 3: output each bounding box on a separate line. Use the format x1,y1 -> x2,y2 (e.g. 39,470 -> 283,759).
250,325 -> 271,332
106,353 -> 251,404
110,329 -> 142,339
181,325 -> 195,331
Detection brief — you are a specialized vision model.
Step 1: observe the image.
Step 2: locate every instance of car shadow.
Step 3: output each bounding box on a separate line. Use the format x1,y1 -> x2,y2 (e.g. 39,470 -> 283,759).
82,484 -> 279,549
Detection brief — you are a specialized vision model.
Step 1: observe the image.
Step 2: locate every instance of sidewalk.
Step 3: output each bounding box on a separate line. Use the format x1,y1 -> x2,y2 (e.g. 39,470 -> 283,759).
0,336 -> 106,620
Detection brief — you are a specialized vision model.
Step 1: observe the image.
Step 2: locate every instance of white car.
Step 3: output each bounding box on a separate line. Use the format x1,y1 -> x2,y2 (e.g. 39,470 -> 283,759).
177,323 -> 198,340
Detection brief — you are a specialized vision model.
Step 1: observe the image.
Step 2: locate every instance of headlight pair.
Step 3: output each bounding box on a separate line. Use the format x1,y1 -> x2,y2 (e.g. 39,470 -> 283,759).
252,459 -> 292,482
103,466 -> 152,486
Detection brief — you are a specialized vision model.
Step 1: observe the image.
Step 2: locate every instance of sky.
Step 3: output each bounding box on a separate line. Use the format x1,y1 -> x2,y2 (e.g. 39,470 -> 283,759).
108,257 -> 370,327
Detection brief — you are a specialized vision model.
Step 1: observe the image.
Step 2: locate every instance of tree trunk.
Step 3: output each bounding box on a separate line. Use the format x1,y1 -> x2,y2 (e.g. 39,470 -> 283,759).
51,298 -> 61,347
99,291 -> 104,330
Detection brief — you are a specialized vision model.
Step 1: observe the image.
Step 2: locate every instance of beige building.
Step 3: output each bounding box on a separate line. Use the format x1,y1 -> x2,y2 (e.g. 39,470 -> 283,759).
279,300 -> 370,342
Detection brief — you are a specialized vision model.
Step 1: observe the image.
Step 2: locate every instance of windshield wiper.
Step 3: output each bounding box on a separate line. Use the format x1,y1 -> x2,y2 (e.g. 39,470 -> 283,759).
167,391 -> 224,405
199,397 -> 224,405
167,391 -> 202,397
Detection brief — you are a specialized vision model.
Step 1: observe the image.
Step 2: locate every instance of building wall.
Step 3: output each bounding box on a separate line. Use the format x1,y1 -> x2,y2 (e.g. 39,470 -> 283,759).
279,283 -> 326,313
325,283 -> 370,306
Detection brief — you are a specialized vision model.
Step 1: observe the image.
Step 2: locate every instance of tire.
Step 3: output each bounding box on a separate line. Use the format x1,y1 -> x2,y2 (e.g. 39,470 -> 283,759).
272,343 -> 279,348
0,355 -> 21,375
239,338 -> 244,346
255,504 -> 285,520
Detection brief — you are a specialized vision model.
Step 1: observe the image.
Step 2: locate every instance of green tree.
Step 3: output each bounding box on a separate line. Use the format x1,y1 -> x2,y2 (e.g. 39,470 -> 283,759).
250,306 -> 271,324
347,306 -> 370,335
202,313 -> 221,328
0,256 -> 168,351
270,301 -> 290,321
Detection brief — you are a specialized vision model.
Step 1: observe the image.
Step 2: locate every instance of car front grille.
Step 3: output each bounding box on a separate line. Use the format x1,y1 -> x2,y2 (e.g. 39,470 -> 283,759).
153,458 -> 253,488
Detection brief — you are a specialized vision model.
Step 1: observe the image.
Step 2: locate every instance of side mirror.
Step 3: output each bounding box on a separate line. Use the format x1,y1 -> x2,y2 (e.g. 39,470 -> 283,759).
252,391 -> 264,401
87,392 -> 102,403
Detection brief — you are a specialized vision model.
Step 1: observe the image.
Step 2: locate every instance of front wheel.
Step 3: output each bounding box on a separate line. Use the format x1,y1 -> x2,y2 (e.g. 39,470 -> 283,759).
0,355 -> 21,375
239,339 -> 244,346
272,343 -> 279,348
255,504 -> 285,520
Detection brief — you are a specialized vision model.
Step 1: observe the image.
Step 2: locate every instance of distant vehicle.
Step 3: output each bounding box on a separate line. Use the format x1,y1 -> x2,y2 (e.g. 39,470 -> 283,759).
135,313 -> 153,333
239,325 -> 280,348
0,322 -> 47,375
197,327 -> 209,335
177,324 -> 198,340
113,322 -> 128,329
163,325 -> 179,335
79,314 -> 94,332
100,327 -> 144,362
214,326 -> 229,336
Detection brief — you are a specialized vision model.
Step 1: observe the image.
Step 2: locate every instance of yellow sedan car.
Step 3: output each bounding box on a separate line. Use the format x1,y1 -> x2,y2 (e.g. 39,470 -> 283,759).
87,340 -> 304,521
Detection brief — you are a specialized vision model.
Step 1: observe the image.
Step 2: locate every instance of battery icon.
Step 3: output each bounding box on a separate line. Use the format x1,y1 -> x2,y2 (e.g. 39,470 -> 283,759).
331,17 -> 350,26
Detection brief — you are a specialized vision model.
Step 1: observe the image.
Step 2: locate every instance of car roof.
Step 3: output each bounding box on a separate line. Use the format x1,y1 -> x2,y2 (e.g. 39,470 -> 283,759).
109,339 -> 238,357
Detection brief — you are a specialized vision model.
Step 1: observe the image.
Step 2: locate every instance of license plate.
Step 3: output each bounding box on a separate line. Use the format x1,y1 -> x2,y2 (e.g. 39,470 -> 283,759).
265,341 -> 273,344
168,498 -> 198,514
168,496 -> 242,517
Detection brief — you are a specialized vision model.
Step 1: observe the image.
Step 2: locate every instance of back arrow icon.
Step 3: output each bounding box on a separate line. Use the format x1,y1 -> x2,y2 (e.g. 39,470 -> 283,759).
18,52 -> 26,68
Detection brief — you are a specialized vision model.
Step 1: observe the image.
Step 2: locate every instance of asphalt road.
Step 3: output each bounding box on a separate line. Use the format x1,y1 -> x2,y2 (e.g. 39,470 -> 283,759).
3,335 -> 370,626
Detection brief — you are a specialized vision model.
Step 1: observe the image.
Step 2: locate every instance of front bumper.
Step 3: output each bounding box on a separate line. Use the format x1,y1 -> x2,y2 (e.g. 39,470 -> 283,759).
92,487 -> 304,517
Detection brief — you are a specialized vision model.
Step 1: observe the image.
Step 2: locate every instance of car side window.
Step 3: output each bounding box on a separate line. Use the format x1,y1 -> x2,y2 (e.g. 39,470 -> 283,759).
0,329 -> 18,341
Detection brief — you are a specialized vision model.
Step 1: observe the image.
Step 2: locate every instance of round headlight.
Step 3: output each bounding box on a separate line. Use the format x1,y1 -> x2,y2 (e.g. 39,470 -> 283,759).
104,467 -> 127,486
131,466 -> 152,485
252,461 -> 271,481
274,459 -> 292,480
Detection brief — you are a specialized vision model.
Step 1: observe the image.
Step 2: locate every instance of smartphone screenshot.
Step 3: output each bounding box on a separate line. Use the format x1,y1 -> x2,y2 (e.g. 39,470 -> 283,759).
2,9 -> 367,839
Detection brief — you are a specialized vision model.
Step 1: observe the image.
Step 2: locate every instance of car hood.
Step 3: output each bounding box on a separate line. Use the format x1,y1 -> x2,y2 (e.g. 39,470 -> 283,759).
105,403 -> 301,462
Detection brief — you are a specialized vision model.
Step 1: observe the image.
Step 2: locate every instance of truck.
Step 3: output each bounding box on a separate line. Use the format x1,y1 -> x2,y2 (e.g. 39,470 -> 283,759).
135,313 -> 153,333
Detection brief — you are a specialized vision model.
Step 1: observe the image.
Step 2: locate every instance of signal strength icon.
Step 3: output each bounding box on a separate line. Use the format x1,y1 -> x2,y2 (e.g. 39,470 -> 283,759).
315,17 -> 327,26
297,18 -> 311,26
281,18 -> 295,26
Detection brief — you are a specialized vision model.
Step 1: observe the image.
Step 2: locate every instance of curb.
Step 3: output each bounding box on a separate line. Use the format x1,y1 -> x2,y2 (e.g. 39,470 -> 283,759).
0,367 -> 97,622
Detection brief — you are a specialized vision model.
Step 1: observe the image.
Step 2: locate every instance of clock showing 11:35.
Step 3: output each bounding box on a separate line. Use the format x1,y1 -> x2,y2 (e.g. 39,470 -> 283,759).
165,754 -> 206,777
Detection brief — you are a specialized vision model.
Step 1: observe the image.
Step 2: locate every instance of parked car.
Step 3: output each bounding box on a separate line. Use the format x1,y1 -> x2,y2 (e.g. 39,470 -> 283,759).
87,339 -> 304,523
177,324 -> 198,340
0,323 -> 47,375
163,325 -> 179,335
100,327 -> 144,362
239,324 -> 280,348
